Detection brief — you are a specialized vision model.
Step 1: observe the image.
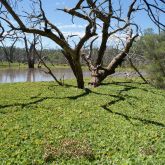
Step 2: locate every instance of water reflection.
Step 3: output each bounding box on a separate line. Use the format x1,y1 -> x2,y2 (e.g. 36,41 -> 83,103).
0,68 -> 90,83
27,69 -> 36,82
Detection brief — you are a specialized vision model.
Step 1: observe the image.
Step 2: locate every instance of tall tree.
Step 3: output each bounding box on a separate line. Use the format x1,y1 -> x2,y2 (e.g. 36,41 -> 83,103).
0,0 -> 164,88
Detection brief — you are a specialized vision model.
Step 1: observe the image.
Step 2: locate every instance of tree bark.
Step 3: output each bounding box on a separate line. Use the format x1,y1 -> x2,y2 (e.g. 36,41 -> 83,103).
89,34 -> 139,87
28,43 -> 35,68
74,60 -> 84,89
27,58 -> 35,68
24,36 -> 35,69
62,51 -> 84,89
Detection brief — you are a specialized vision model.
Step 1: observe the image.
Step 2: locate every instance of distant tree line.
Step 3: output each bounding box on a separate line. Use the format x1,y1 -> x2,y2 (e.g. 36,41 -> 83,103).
0,45 -> 122,66
0,47 -> 66,65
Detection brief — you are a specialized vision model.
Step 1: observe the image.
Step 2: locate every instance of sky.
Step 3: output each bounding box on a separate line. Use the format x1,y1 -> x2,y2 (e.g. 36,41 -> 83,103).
41,0 -> 159,26
35,0 -> 164,48
1,0 -> 164,48
41,0 -> 162,48
42,0 -> 162,30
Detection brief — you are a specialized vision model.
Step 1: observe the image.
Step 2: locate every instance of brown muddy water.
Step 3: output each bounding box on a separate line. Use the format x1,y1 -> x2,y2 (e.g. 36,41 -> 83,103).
0,68 -> 90,83
0,68 -> 142,83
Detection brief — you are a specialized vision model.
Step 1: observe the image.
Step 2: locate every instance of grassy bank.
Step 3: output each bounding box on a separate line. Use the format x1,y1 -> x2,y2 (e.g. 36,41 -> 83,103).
0,78 -> 165,164
0,62 -> 136,71
0,62 -> 71,69
0,62 -> 27,69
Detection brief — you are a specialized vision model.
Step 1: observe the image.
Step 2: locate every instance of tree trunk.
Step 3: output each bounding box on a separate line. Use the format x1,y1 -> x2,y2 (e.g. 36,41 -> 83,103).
89,34 -> 139,87
62,51 -> 84,89
89,69 -> 101,87
27,58 -> 35,68
89,70 -> 107,87
27,43 -> 35,69
24,36 -> 36,69
74,60 -> 84,89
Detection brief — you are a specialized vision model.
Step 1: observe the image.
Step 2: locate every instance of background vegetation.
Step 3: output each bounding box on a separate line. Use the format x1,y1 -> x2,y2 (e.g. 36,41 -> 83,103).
132,29 -> 165,88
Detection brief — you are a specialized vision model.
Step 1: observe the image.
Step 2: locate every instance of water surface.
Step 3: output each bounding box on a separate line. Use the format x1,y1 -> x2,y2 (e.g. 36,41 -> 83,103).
0,68 -> 90,83
0,67 -> 144,83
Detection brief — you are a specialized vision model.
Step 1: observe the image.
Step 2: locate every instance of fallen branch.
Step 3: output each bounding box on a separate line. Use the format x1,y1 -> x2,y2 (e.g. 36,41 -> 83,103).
36,52 -> 63,86
128,56 -> 149,84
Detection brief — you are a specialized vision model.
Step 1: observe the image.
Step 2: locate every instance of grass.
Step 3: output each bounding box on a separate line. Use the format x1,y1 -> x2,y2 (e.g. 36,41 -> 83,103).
0,62 -> 71,69
0,62 -> 27,69
0,78 -> 165,164
0,61 -> 136,71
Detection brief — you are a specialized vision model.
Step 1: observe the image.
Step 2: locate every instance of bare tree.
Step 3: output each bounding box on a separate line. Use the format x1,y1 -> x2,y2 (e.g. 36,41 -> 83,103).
0,23 -> 5,39
23,34 -> 38,68
0,0 -> 164,88
0,8 -> 19,65
24,34 -> 63,85
36,36 -> 63,86
0,37 -> 18,65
